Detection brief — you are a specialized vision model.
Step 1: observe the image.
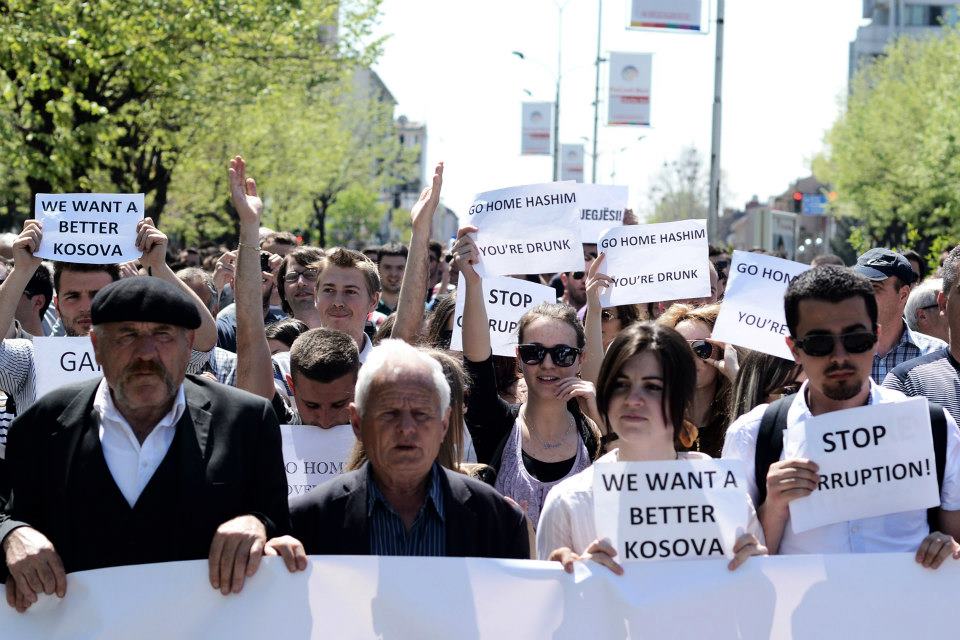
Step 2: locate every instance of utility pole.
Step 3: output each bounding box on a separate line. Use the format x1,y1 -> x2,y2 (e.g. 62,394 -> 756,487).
591,0 -> 603,183
707,0 -> 725,242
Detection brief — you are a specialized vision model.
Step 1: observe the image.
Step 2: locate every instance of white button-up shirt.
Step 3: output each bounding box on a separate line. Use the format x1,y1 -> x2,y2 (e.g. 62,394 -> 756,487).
93,379 -> 187,507
722,380 -> 960,554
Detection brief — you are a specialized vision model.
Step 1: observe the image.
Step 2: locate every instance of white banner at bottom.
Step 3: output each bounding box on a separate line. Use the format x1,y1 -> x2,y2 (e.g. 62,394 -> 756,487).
1,554 -> 956,639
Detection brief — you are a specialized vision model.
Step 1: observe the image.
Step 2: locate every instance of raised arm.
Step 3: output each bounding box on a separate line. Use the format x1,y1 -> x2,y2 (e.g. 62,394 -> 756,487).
392,162 -> 443,343
136,218 -> 217,351
229,155 -> 276,400
452,226 -> 490,362
581,252 -> 611,386
0,222 -> 42,342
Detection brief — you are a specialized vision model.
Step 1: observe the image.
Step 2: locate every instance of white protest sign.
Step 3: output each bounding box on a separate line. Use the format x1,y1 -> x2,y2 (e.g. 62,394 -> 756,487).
34,193 -> 144,264
593,459 -> 754,562
630,0 -> 704,32
712,251 -> 811,360
607,52 -> 652,126
468,183 -> 583,277
520,102 -> 553,155
597,219 -> 710,306
33,337 -> 102,400
450,276 -> 556,357
783,397 -> 940,534
280,424 -> 356,502
573,184 -> 628,244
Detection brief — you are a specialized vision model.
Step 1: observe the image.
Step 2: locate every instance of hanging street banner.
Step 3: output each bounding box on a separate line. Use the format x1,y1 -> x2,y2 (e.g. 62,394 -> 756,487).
280,424 -> 356,502
712,251 -> 811,360
468,182 -> 583,277
34,193 -> 144,264
33,337 -> 103,400
573,184 -> 629,244
783,397 -> 941,534
608,52 -> 652,126
629,0 -> 705,33
3,554 -> 959,639
597,219 -> 710,306
559,144 -> 585,182
593,459 -> 754,562
521,102 -> 553,155
450,276 -> 557,357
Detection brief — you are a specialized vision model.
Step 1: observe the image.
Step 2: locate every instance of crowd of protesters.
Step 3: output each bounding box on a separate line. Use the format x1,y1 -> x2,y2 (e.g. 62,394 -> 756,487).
1,155 -> 959,615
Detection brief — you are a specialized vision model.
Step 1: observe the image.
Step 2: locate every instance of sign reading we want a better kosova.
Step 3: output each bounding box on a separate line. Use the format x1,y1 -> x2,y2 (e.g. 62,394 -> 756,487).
34,193 -> 144,264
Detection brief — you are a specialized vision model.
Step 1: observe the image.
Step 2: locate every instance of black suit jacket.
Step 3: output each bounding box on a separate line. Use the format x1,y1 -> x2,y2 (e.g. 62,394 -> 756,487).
291,464 -> 529,559
0,375 -> 290,575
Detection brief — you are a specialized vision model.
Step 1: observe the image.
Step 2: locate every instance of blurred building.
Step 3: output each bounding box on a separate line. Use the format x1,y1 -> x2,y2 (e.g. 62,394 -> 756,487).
851,1 -> 959,78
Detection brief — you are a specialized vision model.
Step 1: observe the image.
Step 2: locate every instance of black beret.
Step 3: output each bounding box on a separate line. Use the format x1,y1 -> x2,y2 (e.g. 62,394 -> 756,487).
91,277 -> 201,329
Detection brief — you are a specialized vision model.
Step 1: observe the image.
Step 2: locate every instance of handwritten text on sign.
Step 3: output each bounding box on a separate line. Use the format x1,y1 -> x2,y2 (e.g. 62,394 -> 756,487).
712,251 -> 811,360
450,276 -> 556,357
468,183 -> 583,277
34,193 -> 144,264
784,397 -> 940,533
573,184 -> 629,244
598,219 -> 710,306
280,424 -> 356,502
33,337 -> 102,400
593,459 -> 754,561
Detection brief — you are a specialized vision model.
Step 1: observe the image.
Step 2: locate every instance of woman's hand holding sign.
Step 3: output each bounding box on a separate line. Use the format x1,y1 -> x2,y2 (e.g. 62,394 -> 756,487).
452,226 -> 481,286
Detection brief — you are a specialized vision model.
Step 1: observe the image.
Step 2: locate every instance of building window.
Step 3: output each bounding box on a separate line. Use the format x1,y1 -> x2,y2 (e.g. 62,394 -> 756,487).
904,4 -> 945,27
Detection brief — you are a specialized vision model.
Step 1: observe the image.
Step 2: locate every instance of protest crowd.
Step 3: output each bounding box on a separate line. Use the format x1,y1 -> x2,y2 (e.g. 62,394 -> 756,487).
2,155 -> 960,636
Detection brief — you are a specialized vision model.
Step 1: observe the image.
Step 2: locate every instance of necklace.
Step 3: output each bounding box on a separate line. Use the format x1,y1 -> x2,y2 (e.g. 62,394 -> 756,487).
523,408 -> 575,450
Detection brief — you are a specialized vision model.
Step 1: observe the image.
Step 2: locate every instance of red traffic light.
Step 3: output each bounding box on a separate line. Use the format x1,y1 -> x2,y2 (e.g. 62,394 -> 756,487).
792,191 -> 803,201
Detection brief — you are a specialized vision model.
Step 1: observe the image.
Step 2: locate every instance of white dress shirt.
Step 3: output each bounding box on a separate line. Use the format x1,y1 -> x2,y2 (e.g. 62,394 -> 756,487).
93,379 -> 187,507
722,380 -> 960,554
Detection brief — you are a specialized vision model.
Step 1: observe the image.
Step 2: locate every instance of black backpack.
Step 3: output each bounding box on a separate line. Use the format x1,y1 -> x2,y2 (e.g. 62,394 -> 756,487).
754,394 -> 948,532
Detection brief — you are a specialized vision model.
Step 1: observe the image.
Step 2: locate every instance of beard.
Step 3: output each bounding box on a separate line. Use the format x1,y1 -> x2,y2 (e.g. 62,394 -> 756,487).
821,362 -> 865,401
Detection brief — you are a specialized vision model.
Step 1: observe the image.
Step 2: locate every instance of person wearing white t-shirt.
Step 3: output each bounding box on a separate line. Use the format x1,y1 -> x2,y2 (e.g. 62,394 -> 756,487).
722,266 -> 960,567
539,322 -> 766,574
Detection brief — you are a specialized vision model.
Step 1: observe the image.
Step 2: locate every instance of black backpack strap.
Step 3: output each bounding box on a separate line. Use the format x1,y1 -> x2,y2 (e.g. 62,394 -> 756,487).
927,402 -> 947,532
754,394 -> 797,507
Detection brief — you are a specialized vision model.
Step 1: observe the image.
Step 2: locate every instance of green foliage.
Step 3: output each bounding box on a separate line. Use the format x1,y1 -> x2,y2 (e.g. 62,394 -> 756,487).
324,182 -> 385,247
0,0 -> 391,235
817,27 -> 960,257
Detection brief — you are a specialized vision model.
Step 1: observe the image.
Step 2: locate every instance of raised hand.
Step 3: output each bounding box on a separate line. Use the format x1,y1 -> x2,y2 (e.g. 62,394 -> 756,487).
12,220 -> 42,272
585,251 -> 613,312
214,250 -> 237,292
411,162 -> 443,230
228,155 -> 263,225
135,217 -> 168,271
452,226 -> 481,284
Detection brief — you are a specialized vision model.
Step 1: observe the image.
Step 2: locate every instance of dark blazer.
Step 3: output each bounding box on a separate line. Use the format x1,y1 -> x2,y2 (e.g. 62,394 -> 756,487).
0,375 -> 290,576
291,464 -> 530,559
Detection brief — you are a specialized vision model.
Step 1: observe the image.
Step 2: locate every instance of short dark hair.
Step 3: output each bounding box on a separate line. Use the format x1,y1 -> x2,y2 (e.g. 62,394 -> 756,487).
260,231 -> 298,249
53,262 -> 120,293
428,241 -> 443,261
23,262 -> 54,319
596,322 -> 697,448
810,253 -> 846,267
265,318 -> 309,349
784,265 -> 877,336
377,242 -> 408,262
277,246 -> 324,314
289,328 -> 360,383
901,249 -> 926,280
311,247 -> 381,298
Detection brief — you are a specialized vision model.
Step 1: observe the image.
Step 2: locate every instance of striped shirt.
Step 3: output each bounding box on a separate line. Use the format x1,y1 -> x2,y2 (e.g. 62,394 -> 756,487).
367,462 -> 446,556
883,347 -> 960,423
872,322 -> 946,383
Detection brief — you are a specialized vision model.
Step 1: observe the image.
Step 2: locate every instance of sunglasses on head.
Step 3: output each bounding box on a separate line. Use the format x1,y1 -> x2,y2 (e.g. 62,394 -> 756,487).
793,331 -> 877,357
601,310 -> 618,321
687,339 -> 719,361
517,343 -> 581,367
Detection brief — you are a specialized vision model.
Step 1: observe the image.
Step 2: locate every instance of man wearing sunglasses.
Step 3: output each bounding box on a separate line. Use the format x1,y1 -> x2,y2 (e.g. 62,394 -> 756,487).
723,266 -> 960,568
853,248 -> 945,382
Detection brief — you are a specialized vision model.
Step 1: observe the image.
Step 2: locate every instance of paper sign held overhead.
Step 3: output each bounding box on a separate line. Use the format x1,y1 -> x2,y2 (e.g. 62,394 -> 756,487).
280,424 -> 356,502
712,251 -> 811,360
34,193 -> 144,264
597,219 -> 710,306
783,397 -> 940,534
573,184 -> 628,244
33,337 -> 102,400
449,276 -> 557,357
593,459 -> 754,562
468,183 -> 583,277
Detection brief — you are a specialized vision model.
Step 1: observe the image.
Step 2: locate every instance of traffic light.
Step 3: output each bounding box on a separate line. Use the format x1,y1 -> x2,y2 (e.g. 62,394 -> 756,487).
792,191 -> 803,213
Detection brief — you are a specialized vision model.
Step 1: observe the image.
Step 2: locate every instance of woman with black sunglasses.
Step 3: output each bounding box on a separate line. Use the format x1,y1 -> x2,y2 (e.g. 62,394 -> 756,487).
538,321 -> 765,573
452,227 -> 603,530
729,351 -> 806,422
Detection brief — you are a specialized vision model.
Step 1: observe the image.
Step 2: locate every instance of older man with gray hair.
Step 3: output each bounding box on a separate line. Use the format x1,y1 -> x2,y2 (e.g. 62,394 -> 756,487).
286,339 -> 528,558
905,277 -> 949,343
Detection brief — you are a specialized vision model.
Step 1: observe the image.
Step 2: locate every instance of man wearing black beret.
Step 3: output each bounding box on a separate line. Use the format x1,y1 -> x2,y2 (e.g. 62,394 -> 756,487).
0,277 -> 292,612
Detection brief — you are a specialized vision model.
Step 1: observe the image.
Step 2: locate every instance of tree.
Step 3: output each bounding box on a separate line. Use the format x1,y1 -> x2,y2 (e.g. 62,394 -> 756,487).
815,26 -> 960,263
0,0 -> 381,228
647,146 -> 708,223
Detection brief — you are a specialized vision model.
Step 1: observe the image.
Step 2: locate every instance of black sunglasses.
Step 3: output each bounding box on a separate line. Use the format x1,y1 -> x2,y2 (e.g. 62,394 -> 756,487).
687,339 -> 718,360
517,343 -> 581,367
601,310 -> 617,321
571,271 -> 585,280
769,382 -> 802,398
793,331 -> 877,357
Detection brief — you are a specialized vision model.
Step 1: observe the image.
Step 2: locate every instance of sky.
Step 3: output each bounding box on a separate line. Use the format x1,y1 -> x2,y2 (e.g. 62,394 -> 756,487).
373,0 -> 865,220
